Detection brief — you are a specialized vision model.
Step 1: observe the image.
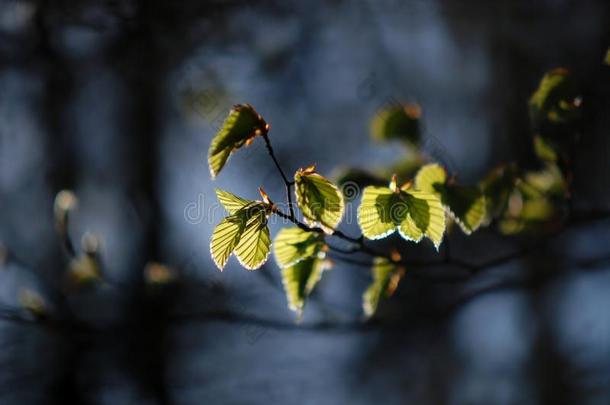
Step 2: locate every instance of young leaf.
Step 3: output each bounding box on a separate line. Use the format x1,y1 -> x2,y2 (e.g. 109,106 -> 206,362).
281,256 -> 331,318
273,227 -> 325,268
215,188 -> 252,214
234,206 -> 271,270
415,163 -> 486,234
363,257 -> 404,318
357,186 -> 400,239
371,103 -> 421,147
357,177 -> 446,249
414,163 -> 446,194
208,104 -> 269,178
401,190 -> 446,248
294,166 -> 345,233
210,202 -> 270,271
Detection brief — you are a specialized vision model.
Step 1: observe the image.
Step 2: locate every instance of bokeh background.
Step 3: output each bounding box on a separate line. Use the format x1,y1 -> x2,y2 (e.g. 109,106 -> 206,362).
1,0 -> 610,404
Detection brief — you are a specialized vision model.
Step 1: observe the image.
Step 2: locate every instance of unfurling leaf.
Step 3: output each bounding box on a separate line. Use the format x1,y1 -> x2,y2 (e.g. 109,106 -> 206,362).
208,104 -> 269,178
273,227 -> 325,268
363,257 -> 404,318
371,103 -> 421,147
357,176 -> 445,249
282,256 -> 332,318
294,166 -> 345,233
415,163 -> 486,234
210,200 -> 271,271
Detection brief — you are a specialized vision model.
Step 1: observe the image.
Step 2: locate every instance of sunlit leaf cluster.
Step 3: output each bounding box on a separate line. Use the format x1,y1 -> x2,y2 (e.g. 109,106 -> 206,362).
207,69 -> 582,319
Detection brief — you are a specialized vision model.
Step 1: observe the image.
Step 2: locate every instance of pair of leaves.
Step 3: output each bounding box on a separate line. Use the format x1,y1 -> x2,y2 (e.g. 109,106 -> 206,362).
210,190 -> 271,271
208,104 -> 269,178
363,257 -> 404,318
357,176 -> 446,249
414,164 -> 486,235
273,227 -> 331,317
294,166 -> 345,233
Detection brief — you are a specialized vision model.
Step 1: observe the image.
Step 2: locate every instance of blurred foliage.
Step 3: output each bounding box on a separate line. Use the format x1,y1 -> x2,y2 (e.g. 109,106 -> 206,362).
370,103 -> 421,147
281,256 -> 331,319
363,256 -> 404,318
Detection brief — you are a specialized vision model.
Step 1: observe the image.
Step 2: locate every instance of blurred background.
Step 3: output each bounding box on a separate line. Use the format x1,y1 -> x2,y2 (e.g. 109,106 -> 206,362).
1,0 -> 610,403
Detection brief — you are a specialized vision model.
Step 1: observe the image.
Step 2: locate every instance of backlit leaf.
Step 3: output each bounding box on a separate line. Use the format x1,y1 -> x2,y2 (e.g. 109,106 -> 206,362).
415,163 -> 485,234
414,163 -> 446,194
357,178 -> 445,249
357,186 -> 400,239
208,104 -> 269,178
215,188 -> 251,214
282,256 -> 332,318
402,189 -> 446,249
363,258 -> 404,318
371,103 -> 421,146
210,202 -> 270,271
273,227 -> 325,268
294,166 -> 345,233
234,206 -> 271,270
442,185 -> 486,234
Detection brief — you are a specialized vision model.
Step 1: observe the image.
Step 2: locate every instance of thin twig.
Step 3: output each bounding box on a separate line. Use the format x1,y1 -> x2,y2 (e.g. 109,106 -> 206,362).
261,133 -> 296,220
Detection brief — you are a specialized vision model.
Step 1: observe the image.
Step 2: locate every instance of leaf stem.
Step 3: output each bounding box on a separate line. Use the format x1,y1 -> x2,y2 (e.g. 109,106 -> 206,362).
261,133 -> 296,220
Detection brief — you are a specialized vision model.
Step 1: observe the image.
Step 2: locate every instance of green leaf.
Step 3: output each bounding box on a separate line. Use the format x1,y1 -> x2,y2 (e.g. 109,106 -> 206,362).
357,178 -> 446,249
415,163 -> 485,234
234,206 -> 271,270
294,166 -> 345,233
273,227 -> 325,268
529,68 -> 581,128
533,135 -> 558,163
371,103 -> 421,146
210,202 -> 270,271
480,165 -> 518,221
281,257 -> 331,318
605,48 -> 610,66
215,188 -> 252,214
414,163 -> 446,194
363,258 -> 404,318
357,186 -> 400,239
208,104 -> 269,178
401,189 -> 446,248
442,186 -> 486,234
